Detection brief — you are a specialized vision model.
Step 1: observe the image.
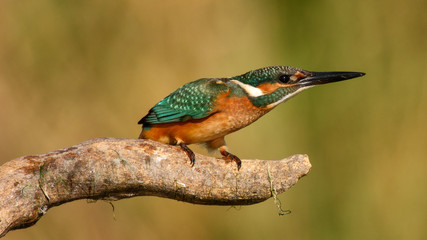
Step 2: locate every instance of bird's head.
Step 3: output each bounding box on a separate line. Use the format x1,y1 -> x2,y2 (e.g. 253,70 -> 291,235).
230,66 -> 365,108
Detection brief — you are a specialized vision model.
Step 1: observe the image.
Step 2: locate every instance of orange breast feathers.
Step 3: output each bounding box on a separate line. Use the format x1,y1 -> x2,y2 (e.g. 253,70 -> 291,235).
140,92 -> 270,145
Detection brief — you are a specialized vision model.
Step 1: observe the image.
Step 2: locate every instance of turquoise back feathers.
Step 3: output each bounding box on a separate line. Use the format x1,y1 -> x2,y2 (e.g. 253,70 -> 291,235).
139,78 -> 230,127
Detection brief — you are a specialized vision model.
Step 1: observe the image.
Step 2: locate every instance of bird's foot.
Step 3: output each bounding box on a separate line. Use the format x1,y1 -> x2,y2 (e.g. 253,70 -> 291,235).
220,150 -> 242,170
179,143 -> 195,167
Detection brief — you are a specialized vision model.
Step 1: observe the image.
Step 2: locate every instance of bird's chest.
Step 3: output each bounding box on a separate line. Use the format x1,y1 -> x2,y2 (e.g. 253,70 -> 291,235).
210,95 -> 269,133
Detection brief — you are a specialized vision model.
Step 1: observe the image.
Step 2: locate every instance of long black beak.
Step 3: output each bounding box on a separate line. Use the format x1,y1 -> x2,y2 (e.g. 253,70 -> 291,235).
298,71 -> 365,87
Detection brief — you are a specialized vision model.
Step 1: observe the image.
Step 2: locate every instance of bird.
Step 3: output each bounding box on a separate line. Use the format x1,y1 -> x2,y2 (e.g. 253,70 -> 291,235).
138,66 -> 365,170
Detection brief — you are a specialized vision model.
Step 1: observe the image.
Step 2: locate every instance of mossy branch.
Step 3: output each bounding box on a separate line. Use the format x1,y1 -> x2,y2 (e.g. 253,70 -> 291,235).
0,138 -> 311,237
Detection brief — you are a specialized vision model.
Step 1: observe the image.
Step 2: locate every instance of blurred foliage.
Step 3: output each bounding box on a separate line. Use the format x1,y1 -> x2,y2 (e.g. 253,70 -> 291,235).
1,0 -> 426,239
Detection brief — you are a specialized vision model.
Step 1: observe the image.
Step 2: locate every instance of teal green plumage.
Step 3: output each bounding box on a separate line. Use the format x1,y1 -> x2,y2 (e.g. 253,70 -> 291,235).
139,78 -> 230,127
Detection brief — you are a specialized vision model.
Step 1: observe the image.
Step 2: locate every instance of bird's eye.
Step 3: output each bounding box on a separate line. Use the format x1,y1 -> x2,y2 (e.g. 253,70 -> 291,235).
279,74 -> 291,83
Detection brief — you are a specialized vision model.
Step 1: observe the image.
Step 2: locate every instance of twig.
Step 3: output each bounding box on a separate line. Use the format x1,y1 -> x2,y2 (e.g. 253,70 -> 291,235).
267,162 -> 291,216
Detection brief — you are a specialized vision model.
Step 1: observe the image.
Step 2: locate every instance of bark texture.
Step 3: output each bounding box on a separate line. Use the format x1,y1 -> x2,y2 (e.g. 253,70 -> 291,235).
0,138 -> 311,237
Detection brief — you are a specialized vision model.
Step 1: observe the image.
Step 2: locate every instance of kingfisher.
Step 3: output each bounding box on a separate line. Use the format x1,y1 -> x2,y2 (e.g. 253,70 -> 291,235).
138,66 -> 365,170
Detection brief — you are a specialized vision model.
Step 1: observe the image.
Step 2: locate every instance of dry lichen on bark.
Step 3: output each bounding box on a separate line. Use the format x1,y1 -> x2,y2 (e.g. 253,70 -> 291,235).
0,138 -> 311,237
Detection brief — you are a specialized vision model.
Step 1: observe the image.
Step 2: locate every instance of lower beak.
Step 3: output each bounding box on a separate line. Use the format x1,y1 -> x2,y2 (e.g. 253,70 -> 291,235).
298,71 -> 365,86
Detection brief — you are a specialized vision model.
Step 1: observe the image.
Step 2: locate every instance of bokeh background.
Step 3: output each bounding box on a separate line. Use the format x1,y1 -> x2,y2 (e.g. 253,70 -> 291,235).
1,0 -> 426,239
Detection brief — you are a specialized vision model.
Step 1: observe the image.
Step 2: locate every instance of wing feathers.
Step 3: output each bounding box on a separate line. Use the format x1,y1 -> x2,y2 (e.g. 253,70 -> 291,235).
138,78 -> 229,125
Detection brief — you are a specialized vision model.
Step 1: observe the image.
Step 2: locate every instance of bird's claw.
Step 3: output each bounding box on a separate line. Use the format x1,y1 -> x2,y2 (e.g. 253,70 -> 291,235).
221,151 -> 241,170
179,143 -> 195,167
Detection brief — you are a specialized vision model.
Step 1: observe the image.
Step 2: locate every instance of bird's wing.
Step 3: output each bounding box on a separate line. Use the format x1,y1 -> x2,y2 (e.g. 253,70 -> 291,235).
139,78 -> 230,125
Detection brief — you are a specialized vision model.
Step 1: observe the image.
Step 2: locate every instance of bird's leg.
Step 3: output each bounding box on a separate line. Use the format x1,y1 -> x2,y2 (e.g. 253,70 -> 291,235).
178,142 -> 195,167
219,146 -> 242,170
206,137 -> 241,170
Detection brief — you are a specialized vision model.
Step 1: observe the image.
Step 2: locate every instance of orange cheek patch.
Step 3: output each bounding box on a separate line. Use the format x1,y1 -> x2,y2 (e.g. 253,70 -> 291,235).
256,82 -> 281,94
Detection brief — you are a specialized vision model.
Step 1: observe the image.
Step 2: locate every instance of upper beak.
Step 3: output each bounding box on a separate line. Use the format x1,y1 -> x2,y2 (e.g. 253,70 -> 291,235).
298,71 -> 365,87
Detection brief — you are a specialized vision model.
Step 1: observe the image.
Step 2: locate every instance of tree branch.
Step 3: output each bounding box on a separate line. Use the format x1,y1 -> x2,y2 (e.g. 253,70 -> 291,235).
0,138 -> 311,237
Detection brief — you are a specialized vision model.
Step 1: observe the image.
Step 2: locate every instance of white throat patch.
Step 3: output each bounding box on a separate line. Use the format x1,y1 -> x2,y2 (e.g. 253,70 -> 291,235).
230,80 -> 264,97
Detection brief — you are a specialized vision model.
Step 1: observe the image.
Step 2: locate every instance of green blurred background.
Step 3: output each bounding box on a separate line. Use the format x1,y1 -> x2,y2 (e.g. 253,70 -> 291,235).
1,0 -> 426,239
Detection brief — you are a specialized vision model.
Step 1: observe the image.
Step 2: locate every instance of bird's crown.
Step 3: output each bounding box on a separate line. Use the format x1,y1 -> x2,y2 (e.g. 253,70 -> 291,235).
231,66 -> 309,87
